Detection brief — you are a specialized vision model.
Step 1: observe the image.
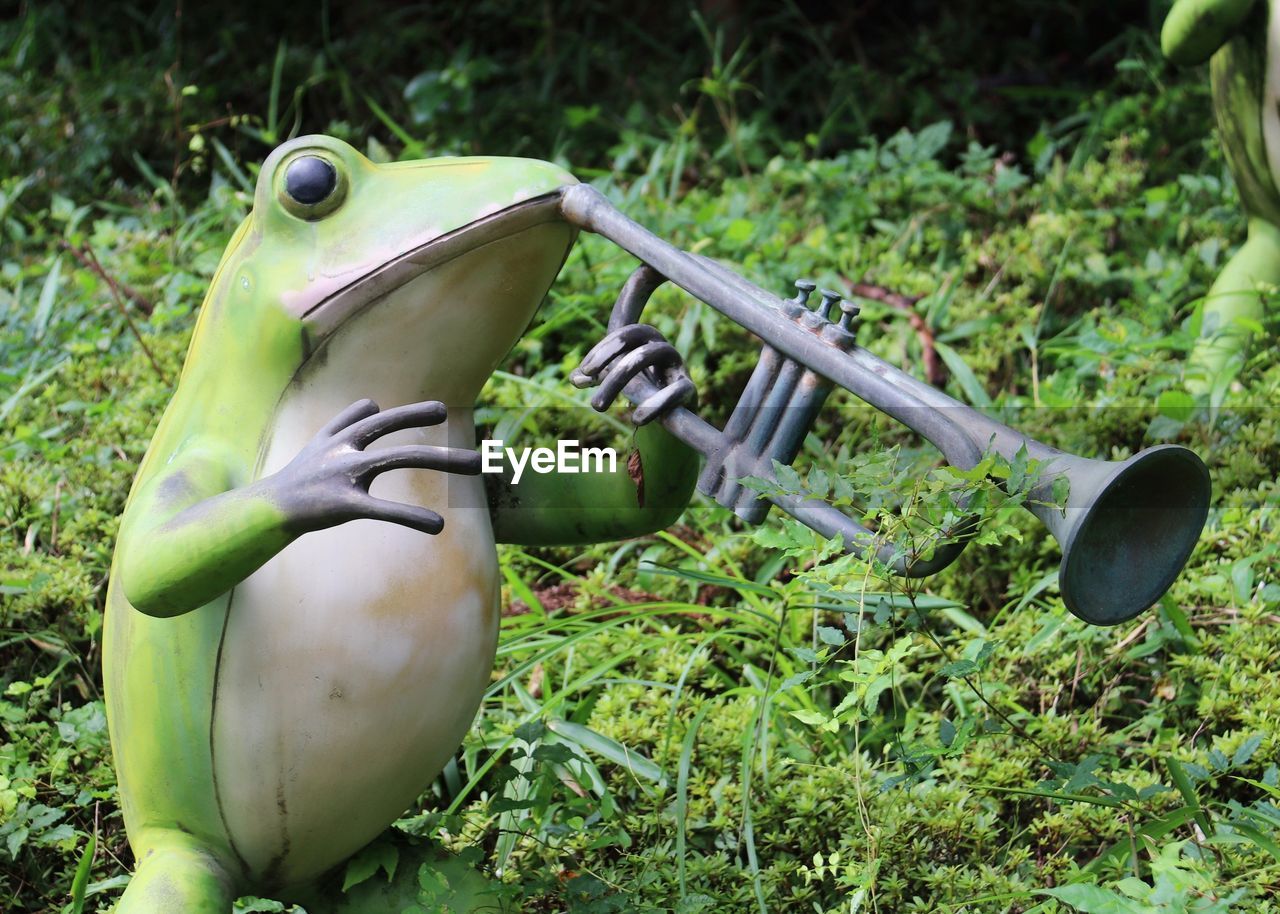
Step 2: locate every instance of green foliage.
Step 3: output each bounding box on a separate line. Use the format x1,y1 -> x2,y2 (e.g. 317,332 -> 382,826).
4,2 -> 1280,913
1042,841 -> 1248,912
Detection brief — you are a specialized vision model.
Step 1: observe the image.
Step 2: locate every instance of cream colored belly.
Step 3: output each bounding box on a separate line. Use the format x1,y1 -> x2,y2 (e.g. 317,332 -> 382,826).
210,418 -> 498,886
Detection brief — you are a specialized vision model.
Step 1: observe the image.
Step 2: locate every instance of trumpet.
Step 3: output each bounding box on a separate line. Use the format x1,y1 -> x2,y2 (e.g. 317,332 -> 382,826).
560,185 -> 1211,626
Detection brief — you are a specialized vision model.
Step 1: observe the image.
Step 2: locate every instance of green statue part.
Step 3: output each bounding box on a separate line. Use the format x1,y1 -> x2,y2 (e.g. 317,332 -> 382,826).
104,135 -> 697,912
1163,0 -> 1280,394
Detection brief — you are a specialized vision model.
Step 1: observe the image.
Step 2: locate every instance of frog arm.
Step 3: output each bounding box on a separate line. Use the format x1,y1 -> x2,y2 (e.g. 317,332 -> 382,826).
1187,217 -> 1280,392
116,443 -> 295,618
1162,0 -> 1257,65
118,399 -> 480,618
487,422 -> 698,545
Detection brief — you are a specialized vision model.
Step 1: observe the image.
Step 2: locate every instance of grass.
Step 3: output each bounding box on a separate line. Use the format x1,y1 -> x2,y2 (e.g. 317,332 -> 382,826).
3,2 -> 1280,912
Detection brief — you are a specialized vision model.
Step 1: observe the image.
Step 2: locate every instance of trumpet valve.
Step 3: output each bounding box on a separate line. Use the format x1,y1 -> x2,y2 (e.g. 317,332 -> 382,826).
785,279 -> 817,316
818,288 -> 842,319
837,298 -> 861,330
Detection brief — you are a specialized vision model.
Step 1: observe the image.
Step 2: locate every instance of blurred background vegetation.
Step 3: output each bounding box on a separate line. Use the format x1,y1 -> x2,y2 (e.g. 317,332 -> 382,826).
5,0 -> 1209,199
3,1 -> 1279,912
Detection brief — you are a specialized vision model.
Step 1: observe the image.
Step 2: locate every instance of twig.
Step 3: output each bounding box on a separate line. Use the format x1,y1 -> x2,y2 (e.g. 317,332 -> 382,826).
167,0 -> 185,195
58,240 -> 154,315
77,243 -> 169,384
49,478 -> 63,557
916,615 -> 1062,762
842,279 -> 946,386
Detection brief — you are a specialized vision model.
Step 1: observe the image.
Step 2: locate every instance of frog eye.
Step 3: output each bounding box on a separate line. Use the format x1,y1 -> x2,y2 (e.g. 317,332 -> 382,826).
278,153 -> 347,218
286,156 -> 336,204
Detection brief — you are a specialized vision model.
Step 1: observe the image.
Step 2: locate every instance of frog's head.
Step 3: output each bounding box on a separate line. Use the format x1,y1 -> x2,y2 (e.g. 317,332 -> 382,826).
192,135 -> 578,408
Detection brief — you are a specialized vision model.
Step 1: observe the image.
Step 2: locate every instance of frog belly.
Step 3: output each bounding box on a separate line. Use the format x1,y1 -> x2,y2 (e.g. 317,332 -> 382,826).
210,440 -> 498,887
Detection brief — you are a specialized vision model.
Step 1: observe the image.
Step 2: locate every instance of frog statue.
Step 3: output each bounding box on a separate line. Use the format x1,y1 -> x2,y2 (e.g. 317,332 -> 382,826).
1163,0 -> 1280,393
103,135 -> 700,912
102,126 -> 1217,910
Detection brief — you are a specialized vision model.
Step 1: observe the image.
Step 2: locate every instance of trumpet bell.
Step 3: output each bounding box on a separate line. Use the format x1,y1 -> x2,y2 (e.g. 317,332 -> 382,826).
1032,445 -> 1211,625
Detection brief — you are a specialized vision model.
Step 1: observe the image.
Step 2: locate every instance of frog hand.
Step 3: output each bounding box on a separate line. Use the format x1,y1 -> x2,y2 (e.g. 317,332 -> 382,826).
1161,0 -> 1257,65
272,398 -> 482,535
570,323 -> 696,426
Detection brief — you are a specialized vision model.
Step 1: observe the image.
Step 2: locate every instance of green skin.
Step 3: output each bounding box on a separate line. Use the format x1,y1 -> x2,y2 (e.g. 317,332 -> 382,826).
103,135 -> 697,912
1163,0 -> 1280,393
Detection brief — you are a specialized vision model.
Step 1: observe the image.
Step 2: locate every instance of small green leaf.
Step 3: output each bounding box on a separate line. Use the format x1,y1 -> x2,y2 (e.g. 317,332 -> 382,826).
341,839 -> 399,892
862,673 -> 894,712
1039,883 -> 1148,913
642,562 -> 780,596
1230,822 -> 1280,863
751,524 -> 798,551
33,257 -> 62,341
723,218 -> 754,246
69,833 -> 95,914
1051,475 -> 1071,509
546,718 -> 665,784
816,625 -> 845,646
1156,389 -> 1196,422
939,659 -> 979,679
774,669 -> 815,692
676,893 -> 716,914
1166,757 -> 1213,836
1008,444 -> 1029,493
773,461 -> 804,494
513,720 -> 546,743
7,826 -> 27,858
791,709 -> 829,726
1231,558 -> 1256,603
934,340 -> 993,408
417,863 -> 450,900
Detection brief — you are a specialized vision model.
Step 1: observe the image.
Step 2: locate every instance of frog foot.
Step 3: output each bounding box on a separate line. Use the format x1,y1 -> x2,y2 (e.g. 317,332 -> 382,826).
571,324 -> 695,425
113,830 -> 237,913
271,398 -> 483,535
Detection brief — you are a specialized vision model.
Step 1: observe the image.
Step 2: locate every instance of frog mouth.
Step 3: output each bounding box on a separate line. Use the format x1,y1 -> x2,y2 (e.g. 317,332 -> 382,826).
299,189 -> 571,340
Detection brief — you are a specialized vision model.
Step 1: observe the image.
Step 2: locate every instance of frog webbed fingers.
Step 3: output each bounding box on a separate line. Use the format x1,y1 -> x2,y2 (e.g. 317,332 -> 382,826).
347,400 -> 449,444
276,398 -> 482,535
318,397 -> 382,436
340,493 -> 445,535
1161,0 -> 1257,65
571,324 -> 696,426
357,444 -> 482,477
573,323 -> 667,376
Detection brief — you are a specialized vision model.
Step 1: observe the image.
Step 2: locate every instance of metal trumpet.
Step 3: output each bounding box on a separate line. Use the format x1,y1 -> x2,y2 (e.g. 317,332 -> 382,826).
560,185 -> 1211,626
